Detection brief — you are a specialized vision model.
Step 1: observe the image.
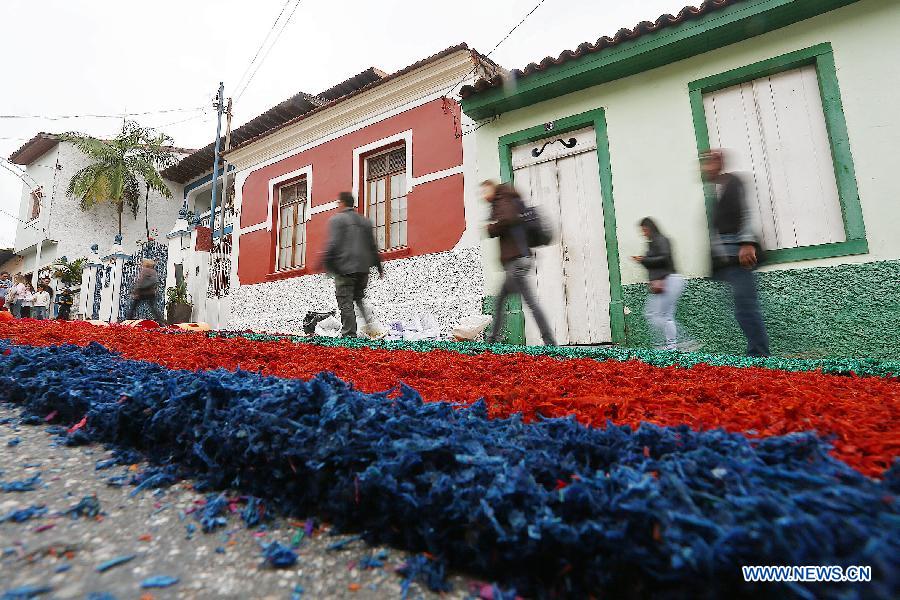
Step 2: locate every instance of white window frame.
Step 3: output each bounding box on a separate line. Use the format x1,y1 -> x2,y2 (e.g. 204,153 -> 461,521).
352,130 -> 413,204
363,144 -> 409,251
270,165 -> 312,272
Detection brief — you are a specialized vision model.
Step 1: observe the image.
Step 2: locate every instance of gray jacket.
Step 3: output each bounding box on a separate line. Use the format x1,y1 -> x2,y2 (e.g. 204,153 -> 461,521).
324,208 -> 382,275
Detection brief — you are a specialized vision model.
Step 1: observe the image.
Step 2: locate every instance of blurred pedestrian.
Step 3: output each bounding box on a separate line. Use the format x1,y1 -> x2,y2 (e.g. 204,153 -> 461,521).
32,284 -> 51,320
700,150 -> 770,357
482,180 -> 556,346
632,218 -> 697,351
127,258 -> 164,323
323,192 -> 383,338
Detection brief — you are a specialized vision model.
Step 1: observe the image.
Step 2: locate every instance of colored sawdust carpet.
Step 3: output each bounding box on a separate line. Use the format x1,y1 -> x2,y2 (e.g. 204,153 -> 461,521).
0,341 -> 897,598
1,320 -> 898,476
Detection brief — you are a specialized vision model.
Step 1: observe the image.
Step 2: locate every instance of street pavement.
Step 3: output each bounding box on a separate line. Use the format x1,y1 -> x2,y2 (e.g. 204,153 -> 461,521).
0,406 -> 476,599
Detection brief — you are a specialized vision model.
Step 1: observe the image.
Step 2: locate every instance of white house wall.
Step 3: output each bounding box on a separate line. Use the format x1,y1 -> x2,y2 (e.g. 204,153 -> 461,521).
229,246 -> 483,335
13,141 -> 184,273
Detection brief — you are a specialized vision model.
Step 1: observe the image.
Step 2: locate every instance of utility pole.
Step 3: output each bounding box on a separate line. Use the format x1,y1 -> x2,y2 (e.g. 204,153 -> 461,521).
217,96 -> 234,241
209,82 -> 225,236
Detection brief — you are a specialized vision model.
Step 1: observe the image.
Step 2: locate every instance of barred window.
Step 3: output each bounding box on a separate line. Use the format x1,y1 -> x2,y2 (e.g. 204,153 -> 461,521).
365,146 -> 407,251
277,178 -> 308,270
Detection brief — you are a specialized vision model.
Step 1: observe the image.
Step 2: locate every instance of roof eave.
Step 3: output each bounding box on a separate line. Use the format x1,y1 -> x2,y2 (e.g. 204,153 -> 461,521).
8,133 -> 60,165
461,0 -> 861,120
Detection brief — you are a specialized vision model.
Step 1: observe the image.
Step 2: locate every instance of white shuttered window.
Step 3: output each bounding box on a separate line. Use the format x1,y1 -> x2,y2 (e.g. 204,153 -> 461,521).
703,65 -> 845,250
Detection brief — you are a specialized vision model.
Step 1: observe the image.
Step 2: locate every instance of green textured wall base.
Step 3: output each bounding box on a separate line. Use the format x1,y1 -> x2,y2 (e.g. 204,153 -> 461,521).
623,260 -> 900,359
483,295 -> 525,345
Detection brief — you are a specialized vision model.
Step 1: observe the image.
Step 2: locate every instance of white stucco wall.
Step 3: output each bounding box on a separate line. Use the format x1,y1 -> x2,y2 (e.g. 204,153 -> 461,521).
13,141 -> 183,274
470,0 -> 900,289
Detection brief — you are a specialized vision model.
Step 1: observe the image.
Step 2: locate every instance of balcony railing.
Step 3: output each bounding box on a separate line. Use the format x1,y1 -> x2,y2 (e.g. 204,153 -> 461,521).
197,206 -> 234,232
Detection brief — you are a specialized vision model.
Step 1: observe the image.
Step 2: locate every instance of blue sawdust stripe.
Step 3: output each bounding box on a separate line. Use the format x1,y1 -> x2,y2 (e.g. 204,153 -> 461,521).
0,341 -> 898,599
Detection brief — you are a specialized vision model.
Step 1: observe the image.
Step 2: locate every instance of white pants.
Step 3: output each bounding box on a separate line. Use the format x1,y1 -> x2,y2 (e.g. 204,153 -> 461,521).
643,274 -> 686,350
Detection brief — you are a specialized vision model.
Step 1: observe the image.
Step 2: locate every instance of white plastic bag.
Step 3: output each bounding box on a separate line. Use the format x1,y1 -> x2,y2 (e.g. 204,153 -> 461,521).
402,315 -> 425,341
452,314 -> 493,341
417,313 -> 441,340
314,315 -> 342,338
385,321 -> 405,341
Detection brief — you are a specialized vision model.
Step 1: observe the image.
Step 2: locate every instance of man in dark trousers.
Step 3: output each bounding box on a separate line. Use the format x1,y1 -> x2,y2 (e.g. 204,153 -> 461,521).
482,180 -> 556,346
324,192 -> 383,338
700,150 -> 770,357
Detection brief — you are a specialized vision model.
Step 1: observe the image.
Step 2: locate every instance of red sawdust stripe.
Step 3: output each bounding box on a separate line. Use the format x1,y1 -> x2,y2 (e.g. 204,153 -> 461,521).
1,320 -> 898,476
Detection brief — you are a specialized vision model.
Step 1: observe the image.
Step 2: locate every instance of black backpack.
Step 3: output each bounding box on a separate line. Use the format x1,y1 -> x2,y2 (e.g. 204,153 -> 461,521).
514,196 -> 552,247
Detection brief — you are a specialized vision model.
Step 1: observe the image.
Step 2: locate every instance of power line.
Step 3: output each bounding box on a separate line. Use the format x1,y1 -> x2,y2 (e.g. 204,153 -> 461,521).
442,0 -> 551,99
0,106 -> 206,121
235,0 -> 305,102
232,0 -> 294,96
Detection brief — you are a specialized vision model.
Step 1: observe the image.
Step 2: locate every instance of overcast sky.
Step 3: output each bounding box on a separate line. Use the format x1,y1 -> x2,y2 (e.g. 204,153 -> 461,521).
0,0 -> 690,247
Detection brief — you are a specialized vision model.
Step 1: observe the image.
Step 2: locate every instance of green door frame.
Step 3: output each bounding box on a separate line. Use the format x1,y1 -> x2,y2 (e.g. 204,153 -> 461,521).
497,107 -> 625,344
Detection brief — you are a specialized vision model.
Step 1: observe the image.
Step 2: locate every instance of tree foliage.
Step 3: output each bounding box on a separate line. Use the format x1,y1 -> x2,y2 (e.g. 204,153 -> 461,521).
63,122 -> 178,234
51,256 -> 87,286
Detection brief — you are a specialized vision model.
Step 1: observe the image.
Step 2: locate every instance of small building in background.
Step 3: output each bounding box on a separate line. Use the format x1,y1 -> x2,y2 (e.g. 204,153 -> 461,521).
7,133 -> 186,318
460,0 -> 899,358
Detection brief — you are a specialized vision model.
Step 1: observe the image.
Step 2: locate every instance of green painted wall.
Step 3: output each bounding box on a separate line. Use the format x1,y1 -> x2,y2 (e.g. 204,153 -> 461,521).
623,260 -> 900,359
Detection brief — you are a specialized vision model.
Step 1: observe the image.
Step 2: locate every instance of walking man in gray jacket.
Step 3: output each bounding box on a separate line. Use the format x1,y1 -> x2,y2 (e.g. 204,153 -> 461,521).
324,192 -> 384,337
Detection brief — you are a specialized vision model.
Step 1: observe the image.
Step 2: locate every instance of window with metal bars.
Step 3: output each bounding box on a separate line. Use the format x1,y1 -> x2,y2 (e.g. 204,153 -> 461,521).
365,146 -> 407,251
28,189 -> 41,221
276,178 -> 308,271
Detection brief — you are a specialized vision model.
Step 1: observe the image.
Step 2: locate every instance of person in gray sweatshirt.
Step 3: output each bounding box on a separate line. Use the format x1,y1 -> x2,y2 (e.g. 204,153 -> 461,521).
323,192 -> 383,338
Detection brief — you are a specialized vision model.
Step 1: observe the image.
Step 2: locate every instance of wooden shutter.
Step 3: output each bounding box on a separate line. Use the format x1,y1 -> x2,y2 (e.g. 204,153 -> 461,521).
703,65 -> 845,250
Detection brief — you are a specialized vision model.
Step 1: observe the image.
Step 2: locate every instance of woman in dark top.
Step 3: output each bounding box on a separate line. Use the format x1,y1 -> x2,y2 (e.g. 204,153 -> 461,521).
632,217 -> 693,351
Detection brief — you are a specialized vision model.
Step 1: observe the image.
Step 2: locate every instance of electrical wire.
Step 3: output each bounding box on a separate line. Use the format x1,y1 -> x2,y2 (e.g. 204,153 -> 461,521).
441,0 -> 551,99
235,0 -> 305,102
0,107 -> 206,121
232,0 -> 295,97
0,160 -> 41,189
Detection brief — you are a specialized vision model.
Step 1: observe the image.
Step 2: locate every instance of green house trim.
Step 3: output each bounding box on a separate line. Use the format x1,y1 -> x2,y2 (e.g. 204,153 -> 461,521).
689,42 -> 867,264
461,0 -> 861,120
497,108 -> 626,344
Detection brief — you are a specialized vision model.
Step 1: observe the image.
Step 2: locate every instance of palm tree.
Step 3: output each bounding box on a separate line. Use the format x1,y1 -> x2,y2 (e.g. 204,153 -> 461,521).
64,121 -> 177,236
51,256 -> 87,287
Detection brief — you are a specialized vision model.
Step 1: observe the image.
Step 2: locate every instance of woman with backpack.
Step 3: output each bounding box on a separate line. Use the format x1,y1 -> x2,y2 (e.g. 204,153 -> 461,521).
633,217 -> 696,351
482,180 -> 556,346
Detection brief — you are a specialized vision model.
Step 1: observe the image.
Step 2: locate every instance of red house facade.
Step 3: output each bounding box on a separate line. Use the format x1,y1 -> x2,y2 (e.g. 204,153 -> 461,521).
224,45 -> 499,334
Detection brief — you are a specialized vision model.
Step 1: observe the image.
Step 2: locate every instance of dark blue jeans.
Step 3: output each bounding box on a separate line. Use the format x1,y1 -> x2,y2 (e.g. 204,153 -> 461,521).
716,266 -> 770,357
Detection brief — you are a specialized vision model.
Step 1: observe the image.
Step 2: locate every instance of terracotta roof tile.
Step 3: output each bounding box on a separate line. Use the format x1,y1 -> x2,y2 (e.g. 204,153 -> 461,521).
460,0 -> 741,99
8,133 -> 60,165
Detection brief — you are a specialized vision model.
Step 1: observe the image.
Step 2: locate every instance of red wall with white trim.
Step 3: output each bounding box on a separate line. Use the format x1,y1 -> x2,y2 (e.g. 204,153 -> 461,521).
237,98 -> 465,285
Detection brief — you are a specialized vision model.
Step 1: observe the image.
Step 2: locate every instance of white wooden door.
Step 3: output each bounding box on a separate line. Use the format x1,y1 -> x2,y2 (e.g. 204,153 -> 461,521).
703,64 -> 845,250
511,127 -> 611,345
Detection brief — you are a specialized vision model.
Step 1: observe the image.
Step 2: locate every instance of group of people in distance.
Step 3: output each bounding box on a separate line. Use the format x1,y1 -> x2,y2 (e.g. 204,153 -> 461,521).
0,271 -> 74,320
